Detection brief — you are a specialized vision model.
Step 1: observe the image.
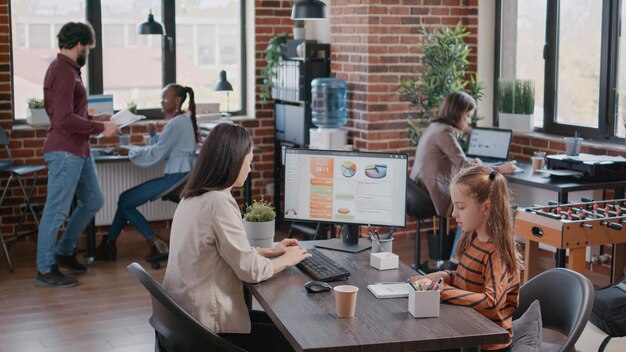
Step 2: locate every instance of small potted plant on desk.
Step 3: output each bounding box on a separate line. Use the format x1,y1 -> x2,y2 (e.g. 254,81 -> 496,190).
243,198 -> 276,248
498,79 -> 535,133
26,97 -> 49,126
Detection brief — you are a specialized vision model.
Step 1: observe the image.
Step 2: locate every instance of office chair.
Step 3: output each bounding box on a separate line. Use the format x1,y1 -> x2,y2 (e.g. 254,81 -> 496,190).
513,268 -> 594,352
149,173 -> 190,204
0,125 -> 46,272
145,173 -> 189,269
405,178 -> 450,272
127,262 -> 246,352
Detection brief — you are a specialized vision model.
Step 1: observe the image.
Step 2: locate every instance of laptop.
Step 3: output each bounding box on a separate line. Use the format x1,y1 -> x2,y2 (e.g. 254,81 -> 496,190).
465,127 -> 513,166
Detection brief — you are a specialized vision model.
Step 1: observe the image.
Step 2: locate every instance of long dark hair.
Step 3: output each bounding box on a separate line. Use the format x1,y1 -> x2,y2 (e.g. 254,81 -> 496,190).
163,83 -> 199,143
431,91 -> 476,129
451,165 -> 523,274
181,124 -> 252,198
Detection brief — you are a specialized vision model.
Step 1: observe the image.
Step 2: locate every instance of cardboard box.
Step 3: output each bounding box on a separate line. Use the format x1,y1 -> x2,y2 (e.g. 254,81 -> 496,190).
370,252 -> 399,270
408,288 -> 440,318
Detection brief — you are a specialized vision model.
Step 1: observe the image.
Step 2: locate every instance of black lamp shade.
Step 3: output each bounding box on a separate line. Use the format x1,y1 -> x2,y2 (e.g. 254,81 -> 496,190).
138,11 -> 164,35
291,0 -> 329,20
214,70 -> 233,91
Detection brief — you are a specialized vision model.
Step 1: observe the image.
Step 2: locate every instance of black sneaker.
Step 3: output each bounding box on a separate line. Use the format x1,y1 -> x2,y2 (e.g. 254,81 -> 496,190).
55,254 -> 87,274
35,266 -> 78,288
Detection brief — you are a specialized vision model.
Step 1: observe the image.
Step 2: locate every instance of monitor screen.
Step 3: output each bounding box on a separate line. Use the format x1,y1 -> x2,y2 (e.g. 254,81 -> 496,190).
466,127 -> 512,161
283,148 -> 407,227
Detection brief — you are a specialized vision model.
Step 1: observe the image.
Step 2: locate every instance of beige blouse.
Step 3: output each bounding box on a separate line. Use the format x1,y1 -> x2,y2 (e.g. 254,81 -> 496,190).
163,189 -> 273,334
409,122 -> 475,216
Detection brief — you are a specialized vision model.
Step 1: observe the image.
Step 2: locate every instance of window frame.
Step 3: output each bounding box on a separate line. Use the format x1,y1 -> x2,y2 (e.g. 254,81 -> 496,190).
10,0 -> 247,123
495,0 -> 625,142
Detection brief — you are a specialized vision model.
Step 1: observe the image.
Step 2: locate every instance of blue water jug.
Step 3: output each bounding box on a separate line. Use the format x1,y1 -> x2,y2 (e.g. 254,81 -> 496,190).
311,78 -> 347,128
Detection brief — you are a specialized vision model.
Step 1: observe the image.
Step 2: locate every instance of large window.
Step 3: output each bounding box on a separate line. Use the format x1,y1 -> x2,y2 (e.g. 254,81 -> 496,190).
10,0 -> 246,121
497,0 -> 624,141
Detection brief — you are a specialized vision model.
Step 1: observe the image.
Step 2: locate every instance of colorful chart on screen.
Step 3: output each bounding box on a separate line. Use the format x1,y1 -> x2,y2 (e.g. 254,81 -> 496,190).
364,164 -> 387,179
340,161 -> 357,178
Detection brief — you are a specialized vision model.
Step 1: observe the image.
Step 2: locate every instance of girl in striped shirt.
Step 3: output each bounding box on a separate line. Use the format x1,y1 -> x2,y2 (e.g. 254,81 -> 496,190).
413,165 -> 523,351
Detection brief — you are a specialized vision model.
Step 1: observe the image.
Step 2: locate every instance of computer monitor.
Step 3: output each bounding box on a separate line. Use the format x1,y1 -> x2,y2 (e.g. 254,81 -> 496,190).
283,148 -> 408,252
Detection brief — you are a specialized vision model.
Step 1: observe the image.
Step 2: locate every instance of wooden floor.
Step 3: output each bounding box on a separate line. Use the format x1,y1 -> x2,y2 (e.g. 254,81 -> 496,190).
0,228 -> 619,351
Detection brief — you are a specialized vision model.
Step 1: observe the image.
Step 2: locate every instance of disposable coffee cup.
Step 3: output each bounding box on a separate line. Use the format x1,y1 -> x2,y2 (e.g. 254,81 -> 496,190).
531,156 -> 544,171
372,238 -> 393,253
334,285 -> 358,318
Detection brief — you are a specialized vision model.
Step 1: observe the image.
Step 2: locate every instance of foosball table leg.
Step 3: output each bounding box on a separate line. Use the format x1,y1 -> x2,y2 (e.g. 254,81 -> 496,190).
524,240 -> 540,282
612,243 -> 626,284
568,247 -> 586,274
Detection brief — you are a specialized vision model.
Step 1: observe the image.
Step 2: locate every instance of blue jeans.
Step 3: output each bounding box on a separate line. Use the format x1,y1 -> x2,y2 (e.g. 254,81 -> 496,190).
108,172 -> 187,241
37,152 -> 104,273
450,227 -> 463,260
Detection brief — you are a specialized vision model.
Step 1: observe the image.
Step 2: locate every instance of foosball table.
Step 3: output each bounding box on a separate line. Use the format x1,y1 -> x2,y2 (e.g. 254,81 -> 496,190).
515,199 -> 626,283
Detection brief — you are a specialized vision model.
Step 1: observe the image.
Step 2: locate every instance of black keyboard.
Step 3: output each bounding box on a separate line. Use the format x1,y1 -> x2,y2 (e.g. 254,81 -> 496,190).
296,248 -> 350,282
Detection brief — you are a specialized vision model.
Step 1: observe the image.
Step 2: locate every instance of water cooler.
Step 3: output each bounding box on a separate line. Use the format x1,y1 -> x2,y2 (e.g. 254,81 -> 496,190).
309,78 -> 350,150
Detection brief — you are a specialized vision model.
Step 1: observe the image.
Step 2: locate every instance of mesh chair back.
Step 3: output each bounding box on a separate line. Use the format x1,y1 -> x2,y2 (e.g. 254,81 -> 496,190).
127,262 -> 245,352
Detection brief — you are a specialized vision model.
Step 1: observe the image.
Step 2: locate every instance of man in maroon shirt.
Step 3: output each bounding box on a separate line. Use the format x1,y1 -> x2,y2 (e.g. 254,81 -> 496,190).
35,22 -> 119,288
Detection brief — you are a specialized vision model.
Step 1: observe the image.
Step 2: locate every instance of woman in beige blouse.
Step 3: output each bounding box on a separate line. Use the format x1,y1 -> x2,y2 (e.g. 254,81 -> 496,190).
163,123 -> 310,351
409,91 -> 515,270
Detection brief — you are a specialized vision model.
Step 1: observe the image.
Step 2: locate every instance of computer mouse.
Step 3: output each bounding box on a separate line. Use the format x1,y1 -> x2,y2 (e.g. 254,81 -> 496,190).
304,280 -> 332,293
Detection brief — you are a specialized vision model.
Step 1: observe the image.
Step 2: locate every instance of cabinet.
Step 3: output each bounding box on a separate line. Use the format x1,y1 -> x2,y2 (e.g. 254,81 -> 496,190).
273,41 -> 330,222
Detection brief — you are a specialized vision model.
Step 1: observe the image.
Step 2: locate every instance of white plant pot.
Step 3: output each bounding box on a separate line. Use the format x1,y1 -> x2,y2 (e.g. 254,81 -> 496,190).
243,219 -> 275,248
292,27 -> 305,40
26,108 -> 50,126
498,113 -> 534,133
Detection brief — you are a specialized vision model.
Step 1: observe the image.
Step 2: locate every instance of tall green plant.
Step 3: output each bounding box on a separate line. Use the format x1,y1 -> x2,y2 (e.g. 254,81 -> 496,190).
258,33 -> 288,105
498,79 -> 535,115
399,22 -> 484,146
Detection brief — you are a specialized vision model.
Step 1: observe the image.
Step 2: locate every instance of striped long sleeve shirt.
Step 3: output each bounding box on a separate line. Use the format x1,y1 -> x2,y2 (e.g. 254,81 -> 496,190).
440,236 -> 520,351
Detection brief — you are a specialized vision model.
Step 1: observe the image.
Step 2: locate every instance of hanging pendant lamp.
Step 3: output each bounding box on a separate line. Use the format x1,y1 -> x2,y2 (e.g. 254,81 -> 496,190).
291,0 -> 329,20
138,9 -> 164,35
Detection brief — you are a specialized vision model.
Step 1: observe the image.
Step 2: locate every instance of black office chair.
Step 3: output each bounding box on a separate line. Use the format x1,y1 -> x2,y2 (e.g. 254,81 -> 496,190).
513,268 -> 594,352
405,178 -> 450,271
127,262 -> 246,352
149,173 -> 190,204
0,125 -> 46,272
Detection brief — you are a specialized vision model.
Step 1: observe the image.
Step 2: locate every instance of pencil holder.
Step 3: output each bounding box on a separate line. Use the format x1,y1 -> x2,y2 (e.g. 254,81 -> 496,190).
370,252 -> 399,270
408,289 -> 440,318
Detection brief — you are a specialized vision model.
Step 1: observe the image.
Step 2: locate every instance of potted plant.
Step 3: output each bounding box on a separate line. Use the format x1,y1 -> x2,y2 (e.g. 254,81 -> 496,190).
243,198 -> 277,248
26,97 -> 50,126
399,22 -> 484,146
497,79 -> 535,133
290,1 -> 306,40
126,100 -> 138,114
258,33 -> 288,105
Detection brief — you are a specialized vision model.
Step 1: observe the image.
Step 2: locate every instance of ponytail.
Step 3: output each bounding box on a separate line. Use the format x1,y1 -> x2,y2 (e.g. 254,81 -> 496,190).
163,83 -> 199,143
451,166 -> 523,274
185,86 -> 199,143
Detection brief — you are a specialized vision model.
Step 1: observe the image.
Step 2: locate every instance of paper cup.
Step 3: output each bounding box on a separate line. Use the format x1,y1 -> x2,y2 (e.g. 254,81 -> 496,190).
531,156 -> 544,171
334,285 -> 358,318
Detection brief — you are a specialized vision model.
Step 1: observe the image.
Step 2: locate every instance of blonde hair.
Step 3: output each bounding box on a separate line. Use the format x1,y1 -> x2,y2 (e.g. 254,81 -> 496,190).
451,165 -> 523,274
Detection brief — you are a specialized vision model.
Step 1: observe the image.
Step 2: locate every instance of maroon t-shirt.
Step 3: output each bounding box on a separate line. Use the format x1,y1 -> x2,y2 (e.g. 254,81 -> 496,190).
43,53 -> 104,158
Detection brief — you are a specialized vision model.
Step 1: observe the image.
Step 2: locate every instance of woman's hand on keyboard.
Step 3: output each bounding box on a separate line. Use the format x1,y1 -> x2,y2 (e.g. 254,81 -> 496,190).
271,246 -> 312,275
263,239 -> 303,258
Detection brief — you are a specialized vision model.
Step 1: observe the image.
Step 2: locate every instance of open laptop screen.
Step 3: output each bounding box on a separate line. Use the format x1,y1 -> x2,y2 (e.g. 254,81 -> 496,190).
466,127 -> 513,162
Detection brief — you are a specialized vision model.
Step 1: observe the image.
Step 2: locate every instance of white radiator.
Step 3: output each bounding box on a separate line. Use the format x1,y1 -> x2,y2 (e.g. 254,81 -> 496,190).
95,161 -> 178,226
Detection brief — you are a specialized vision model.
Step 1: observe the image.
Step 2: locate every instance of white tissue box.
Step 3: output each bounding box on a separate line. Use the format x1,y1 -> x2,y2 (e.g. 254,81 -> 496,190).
408,288 -> 440,318
370,252 -> 399,270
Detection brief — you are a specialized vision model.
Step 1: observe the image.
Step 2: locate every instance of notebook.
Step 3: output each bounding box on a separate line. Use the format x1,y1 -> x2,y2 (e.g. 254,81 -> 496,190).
367,283 -> 410,299
466,127 -> 513,164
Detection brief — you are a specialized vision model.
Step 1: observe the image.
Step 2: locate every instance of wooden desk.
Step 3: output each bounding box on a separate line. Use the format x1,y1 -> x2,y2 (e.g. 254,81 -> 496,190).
506,161 -> 626,283
246,243 -> 508,352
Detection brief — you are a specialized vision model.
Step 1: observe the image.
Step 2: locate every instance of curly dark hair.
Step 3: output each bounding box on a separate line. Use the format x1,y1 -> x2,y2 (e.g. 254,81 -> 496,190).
57,22 -> 95,49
